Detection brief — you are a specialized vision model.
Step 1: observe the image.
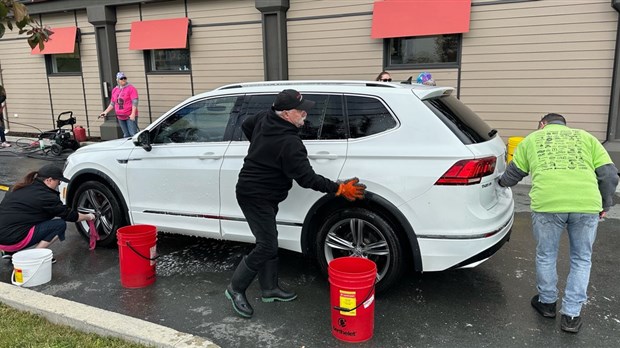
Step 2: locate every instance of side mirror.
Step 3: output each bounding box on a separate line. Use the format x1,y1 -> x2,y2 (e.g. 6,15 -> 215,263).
134,130 -> 152,152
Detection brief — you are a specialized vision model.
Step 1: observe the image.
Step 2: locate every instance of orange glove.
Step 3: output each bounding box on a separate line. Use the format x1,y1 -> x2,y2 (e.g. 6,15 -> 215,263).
336,177 -> 366,201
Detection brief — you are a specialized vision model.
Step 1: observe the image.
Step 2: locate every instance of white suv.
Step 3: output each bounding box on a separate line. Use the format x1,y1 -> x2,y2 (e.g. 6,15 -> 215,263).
61,81 -> 514,292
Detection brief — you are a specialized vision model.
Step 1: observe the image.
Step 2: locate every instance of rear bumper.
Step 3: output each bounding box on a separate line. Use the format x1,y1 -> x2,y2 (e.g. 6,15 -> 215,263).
416,212 -> 514,271
447,224 -> 512,270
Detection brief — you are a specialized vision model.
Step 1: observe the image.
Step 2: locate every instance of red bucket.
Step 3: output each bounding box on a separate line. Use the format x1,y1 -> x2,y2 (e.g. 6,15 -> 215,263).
328,257 -> 377,343
117,224 -> 158,288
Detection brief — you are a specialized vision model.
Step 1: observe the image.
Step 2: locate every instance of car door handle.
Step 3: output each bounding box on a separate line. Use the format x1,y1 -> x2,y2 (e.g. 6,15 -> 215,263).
308,152 -> 339,160
198,152 -> 222,160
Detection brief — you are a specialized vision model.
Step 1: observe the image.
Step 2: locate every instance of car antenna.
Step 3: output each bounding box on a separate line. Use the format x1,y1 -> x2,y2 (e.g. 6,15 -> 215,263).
401,76 -> 413,85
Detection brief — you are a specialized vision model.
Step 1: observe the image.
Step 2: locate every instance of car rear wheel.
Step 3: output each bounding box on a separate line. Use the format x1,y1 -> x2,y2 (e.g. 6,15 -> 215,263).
316,208 -> 403,293
72,180 -> 126,247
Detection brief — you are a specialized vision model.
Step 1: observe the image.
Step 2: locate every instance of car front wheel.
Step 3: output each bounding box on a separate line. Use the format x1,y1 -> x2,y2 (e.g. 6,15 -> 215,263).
316,208 -> 403,293
72,180 -> 126,247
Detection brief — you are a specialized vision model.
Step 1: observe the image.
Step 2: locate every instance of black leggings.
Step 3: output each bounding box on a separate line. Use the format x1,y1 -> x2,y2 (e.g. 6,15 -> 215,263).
237,195 -> 280,272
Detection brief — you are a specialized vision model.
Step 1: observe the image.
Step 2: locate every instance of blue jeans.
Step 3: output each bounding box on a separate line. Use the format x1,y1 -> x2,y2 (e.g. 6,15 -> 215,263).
531,212 -> 599,317
25,219 -> 67,248
118,117 -> 139,137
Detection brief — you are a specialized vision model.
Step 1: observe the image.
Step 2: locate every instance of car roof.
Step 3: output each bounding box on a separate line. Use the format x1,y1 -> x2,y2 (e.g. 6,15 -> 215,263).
186,80 -> 453,101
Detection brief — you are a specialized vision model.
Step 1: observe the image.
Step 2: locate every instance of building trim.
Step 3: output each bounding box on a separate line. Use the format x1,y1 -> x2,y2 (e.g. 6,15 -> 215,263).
288,11 -> 372,22
194,20 -> 262,28
256,0 -> 290,81
25,0 -> 168,15
472,0 -> 540,6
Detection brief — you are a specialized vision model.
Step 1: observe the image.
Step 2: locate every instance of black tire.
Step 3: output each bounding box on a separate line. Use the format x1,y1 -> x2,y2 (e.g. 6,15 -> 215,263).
315,208 -> 403,293
71,180 -> 126,247
50,143 -> 63,156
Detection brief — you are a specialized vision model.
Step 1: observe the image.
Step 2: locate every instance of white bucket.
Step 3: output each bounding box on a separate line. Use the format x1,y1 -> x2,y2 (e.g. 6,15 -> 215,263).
11,248 -> 53,287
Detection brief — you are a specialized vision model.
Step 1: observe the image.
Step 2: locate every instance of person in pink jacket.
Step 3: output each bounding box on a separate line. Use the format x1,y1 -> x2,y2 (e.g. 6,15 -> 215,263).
99,72 -> 140,137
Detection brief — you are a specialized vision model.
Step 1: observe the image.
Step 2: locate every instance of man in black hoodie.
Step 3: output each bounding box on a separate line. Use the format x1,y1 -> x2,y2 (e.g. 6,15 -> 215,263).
225,89 -> 366,318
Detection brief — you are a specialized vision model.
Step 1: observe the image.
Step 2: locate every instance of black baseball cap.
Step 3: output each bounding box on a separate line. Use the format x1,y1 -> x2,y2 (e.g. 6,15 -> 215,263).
273,89 -> 315,112
38,164 -> 69,182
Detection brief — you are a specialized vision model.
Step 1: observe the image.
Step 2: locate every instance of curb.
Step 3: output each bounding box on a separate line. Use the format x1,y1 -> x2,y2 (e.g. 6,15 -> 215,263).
0,282 -> 220,348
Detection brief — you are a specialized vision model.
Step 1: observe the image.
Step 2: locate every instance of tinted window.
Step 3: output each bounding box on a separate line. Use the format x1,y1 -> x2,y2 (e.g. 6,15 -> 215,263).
423,95 -> 494,144
233,93 -> 346,141
346,96 -> 397,138
234,94 -> 277,141
300,94 -> 345,140
152,96 -> 238,144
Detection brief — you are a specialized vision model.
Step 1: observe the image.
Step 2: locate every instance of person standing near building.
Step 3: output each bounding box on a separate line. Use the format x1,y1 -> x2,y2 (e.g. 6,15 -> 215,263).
498,113 -> 618,333
0,84 -> 10,147
99,72 -> 140,137
225,89 -> 367,318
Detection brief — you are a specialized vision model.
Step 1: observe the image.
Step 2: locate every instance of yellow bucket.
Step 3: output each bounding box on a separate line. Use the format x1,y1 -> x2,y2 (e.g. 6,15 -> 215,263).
506,136 -> 524,163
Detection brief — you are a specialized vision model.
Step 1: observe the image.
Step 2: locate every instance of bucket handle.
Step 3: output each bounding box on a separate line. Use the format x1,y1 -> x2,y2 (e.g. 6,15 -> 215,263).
332,282 -> 376,313
126,241 -> 160,261
11,259 -> 46,287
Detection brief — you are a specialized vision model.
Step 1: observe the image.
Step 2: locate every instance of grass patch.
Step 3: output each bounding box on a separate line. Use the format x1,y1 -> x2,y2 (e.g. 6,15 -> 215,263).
0,302 -> 150,347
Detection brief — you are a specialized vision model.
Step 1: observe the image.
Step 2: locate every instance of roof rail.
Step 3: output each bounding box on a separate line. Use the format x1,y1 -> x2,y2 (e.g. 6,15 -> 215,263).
216,80 -> 401,90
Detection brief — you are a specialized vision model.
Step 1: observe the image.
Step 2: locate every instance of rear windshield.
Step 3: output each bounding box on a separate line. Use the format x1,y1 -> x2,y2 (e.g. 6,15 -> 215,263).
423,95 -> 494,144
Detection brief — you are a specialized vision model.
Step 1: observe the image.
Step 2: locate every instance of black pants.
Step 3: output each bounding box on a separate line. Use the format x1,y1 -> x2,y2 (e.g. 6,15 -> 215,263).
237,194 -> 280,272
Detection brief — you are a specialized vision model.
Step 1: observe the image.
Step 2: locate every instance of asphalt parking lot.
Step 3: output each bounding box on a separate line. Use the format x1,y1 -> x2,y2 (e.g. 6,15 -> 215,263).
1,153 -> 619,348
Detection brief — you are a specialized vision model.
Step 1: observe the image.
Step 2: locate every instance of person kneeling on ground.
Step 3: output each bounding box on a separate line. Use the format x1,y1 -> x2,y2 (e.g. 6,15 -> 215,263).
0,164 -> 95,260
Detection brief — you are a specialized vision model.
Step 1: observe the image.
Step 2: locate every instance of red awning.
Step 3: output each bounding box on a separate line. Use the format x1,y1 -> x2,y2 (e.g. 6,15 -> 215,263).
129,17 -> 189,50
31,26 -> 77,55
371,0 -> 471,39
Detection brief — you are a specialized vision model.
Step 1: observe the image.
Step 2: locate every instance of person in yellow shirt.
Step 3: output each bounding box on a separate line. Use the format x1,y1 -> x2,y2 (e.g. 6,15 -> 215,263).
498,113 -> 618,333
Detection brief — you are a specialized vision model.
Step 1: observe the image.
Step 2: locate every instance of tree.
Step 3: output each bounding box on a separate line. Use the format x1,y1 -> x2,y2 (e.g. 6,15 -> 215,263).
0,0 -> 51,49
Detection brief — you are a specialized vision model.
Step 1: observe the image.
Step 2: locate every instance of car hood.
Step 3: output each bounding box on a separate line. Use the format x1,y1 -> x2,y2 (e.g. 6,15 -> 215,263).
73,138 -> 134,154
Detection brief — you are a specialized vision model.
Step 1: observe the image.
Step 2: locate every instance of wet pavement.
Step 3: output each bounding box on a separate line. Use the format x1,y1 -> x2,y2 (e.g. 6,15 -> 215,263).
1,154 -> 619,347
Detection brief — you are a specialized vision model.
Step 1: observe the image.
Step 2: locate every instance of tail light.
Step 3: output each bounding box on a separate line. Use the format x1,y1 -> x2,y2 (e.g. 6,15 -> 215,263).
435,156 -> 496,185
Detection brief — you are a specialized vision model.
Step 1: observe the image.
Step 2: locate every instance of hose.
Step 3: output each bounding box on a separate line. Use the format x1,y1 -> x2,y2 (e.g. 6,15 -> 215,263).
0,124 -> 72,161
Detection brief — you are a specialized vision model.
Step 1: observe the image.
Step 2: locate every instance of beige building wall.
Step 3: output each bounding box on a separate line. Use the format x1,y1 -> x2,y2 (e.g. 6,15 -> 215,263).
188,0 -> 263,92
0,19 -> 55,135
288,0 -> 381,80
115,0 -> 263,126
1,10 -> 101,137
461,0 -> 617,141
286,0 -> 459,87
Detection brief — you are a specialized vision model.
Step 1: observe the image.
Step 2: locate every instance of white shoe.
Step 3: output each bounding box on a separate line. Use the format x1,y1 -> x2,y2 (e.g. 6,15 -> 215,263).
1,142 -> 10,148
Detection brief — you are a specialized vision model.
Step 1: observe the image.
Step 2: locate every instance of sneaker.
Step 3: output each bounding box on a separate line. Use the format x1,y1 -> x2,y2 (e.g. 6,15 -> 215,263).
1,142 -> 10,148
561,314 -> 582,333
531,294 -> 556,318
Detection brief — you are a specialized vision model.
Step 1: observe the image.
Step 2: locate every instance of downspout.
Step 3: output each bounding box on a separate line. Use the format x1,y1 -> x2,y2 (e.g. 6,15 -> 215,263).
607,0 -> 620,143
603,1 -> 620,166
